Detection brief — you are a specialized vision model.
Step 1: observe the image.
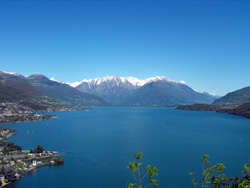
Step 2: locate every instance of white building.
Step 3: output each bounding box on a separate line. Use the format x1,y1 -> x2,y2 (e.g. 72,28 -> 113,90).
32,160 -> 37,166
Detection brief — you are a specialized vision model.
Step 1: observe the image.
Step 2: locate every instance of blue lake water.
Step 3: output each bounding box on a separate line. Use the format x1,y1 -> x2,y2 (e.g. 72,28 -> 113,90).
2,107 -> 250,188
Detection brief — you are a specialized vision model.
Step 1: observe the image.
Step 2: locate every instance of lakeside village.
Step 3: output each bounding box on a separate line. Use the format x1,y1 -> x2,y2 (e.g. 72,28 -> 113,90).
0,102 -> 57,125
0,127 -> 16,141
0,127 -> 64,187
0,102 -> 92,125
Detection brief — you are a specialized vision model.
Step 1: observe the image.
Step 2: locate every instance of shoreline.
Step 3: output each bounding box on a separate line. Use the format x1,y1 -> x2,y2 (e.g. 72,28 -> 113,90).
176,103 -> 250,119
0,132 -> 17,141
0,108 -> 92,125
0,115 -> 56,125
2,159 -> 61,188
0,145 -> 63,187
0,122 -> 65,187
0,114 -> 55,125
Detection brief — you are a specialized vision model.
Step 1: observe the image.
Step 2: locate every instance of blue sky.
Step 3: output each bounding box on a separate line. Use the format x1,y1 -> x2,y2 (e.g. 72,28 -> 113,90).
0,0 -> 249,96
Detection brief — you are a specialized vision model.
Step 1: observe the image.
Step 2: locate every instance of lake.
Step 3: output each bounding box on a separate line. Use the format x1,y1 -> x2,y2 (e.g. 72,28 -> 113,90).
2,107 -> 250,188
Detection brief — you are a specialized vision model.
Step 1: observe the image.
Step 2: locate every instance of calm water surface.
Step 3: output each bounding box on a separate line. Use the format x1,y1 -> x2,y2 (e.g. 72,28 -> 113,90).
2,107 -> 250,188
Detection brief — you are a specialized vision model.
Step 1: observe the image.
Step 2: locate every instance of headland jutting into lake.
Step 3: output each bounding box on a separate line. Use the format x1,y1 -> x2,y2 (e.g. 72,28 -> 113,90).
0,139 -> 64,187
0,102 -> 92,125
0,121 -> 66,187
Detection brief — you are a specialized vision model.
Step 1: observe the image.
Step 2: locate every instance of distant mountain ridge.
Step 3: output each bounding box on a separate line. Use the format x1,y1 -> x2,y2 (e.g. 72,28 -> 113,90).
27,73 -> 110,107
0,82 -> 68,112
0,71 -> 219,107
67,75 -> 185,88
0,71 -> 110,109
120,79 -> 217,106
73,75 -> 139,104
0,71 -> 44,96
213,86 -> 250,105
62,75 -> 218,105
177,86 -> 250,119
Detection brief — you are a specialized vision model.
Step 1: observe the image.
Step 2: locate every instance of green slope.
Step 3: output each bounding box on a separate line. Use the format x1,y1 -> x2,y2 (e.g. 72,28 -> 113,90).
0,83 -> 66,111
27,74 -> 110,107
213,86 -> 250,105
0,71 -> 110,107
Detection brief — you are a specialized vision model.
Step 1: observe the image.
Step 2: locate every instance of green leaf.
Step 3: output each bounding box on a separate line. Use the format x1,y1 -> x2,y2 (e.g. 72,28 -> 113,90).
134,152 -> 143,160
137,162 -> 143,167
128,183 -> 137,188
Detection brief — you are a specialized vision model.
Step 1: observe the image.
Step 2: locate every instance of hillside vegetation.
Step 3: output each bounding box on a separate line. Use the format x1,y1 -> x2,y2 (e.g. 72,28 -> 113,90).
0,71 -> 110,110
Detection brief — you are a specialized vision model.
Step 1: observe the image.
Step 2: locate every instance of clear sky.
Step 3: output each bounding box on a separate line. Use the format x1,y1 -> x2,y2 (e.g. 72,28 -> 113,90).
0,0 -> 249,96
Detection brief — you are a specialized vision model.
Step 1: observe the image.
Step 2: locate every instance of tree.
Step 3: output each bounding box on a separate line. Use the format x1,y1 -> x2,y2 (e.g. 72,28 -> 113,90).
53,156 -> 64,164
36,145 -> 44,153
1,165 -> 5,175
238,162 -> 250,188
4,169 -> 17,182
190,154 -> 250,188
127,152 -> 159,188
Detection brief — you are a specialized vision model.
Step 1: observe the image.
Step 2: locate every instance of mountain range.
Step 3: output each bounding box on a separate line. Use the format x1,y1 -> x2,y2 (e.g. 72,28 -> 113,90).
213,86 -> 250,105
0,71 -> 110,112
62,75 -> 218,106
1,70 -> 249,118
176,86 -> 250,118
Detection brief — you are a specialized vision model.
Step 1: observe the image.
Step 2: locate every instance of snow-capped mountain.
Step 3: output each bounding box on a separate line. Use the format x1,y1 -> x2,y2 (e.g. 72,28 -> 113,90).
68,75 -> 184,88
2,71 -> 218,106
73,75 -> 139,104
65,75 -> 217,105
195,90 -> 220,98
1,71 -> 22,76
50,77 -> 63,83
0,71 -> 110,107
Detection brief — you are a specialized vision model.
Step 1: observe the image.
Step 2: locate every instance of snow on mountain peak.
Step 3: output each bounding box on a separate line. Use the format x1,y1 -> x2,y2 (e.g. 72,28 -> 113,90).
195,90 -> 204,94
66,75 -> 187,88
209,93 -> 217,96
179,80 -> 186,84
120,76 -> 173,87
1,70 -> 22,76
195,90 -> 219,97
146,76 -> 168,83
67,81 -> 82,87
50,77 -> 63,83
123,76 -> 144,86
50,77 -> 82,87
50,77 -> 59,82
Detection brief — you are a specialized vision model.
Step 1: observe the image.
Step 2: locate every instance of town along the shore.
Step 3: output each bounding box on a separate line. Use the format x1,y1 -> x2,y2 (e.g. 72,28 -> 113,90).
0,141 -> 64,187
